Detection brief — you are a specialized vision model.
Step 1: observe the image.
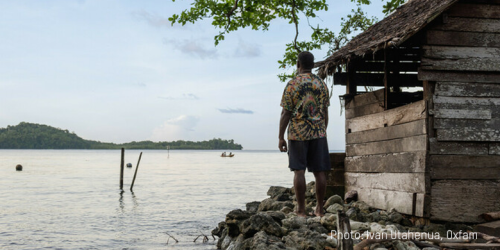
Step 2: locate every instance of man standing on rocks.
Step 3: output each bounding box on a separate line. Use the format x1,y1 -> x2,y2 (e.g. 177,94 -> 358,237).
278,51 -> 331,217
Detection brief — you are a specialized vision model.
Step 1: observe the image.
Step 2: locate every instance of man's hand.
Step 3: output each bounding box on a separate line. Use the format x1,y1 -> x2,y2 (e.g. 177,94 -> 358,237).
279,139 -> 288,152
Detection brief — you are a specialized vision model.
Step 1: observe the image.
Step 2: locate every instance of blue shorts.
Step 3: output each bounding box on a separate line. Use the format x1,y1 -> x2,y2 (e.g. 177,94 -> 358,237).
288,137 -> 331,172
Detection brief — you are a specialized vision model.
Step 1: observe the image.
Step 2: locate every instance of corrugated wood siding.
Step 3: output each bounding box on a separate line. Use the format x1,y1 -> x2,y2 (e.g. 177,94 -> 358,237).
420,1 -> 500,222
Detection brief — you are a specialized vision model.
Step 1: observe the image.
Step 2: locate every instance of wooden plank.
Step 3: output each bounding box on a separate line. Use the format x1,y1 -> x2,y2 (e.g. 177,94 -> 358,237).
431,17 -> 500,33
433,109 -> 492,120
436,82 -> 500,97
491,143 -> 500,155
346,135 -> 427,156
435,118 -> 500,130
434,103 -> 500,118
476,221 -> 500,238
334,72 -> 420,87
429,138 -> 489,155
345,89 -> 384,109
345,102 -> 385,119
423,46 -> 500,60
432,167 -> 500,179
346,186 -> 427,216
421,57 -> 500,71
434,96 -> 500,106
346,100 -> 427,133
327,169 -> 345,186
430,153 -> 500,168
329,153 -> 346,167
430,180 -> 500,223
427,30 -> 500,47
345,151 -> 427,173
345,172 -> 428,193
437,128 -> 500,141
418,69 -> 500,83
448,3 -> 500,19
347,119 -> 426,144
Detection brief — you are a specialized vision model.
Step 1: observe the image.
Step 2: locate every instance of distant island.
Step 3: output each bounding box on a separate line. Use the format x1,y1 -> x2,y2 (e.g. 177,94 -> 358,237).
0,122 -> 243,150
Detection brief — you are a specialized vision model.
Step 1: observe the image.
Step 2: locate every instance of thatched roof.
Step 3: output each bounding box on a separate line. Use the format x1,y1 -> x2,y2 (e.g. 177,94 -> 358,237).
315,0 -> 458,78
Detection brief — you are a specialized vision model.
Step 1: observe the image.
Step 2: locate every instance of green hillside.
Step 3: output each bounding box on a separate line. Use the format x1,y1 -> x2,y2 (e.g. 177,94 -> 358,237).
0,122 -> 243,150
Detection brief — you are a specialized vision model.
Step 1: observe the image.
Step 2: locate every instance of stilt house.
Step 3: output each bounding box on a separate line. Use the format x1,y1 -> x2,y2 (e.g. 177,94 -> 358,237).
318,0 -> 500,223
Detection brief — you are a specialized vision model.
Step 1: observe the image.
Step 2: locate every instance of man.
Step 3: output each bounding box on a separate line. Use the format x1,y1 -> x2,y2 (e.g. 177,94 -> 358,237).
279,51 -> 331,217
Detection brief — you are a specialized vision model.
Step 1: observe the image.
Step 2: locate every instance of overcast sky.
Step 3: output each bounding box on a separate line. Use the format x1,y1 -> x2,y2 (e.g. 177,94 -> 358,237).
0,0 -> 385,150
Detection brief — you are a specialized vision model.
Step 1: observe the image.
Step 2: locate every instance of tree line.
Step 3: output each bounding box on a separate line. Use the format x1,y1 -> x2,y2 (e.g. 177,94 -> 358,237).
0,122 -> 243,150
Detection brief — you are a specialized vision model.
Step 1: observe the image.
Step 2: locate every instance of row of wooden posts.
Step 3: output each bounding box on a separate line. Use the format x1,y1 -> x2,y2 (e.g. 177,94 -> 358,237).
119,148 -> 143,191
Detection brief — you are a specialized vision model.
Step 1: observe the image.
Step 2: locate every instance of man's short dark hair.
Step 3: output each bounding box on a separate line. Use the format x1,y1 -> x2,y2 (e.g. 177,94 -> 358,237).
298,51 -> 314,69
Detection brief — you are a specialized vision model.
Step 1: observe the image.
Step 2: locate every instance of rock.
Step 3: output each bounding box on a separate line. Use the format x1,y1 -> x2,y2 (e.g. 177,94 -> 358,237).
306,216 -> 321,225
16,164 -> 22,171
422,248 -> 440,250
424,223 -> 447,237
225,234 -> 247,250
346,207 -> 359,220
368,211 -> 381,222
308,222 -> 329,234
212,221 -> 226,237
225,209 -> 253,237
320,214 -> 337,231
326,203 -> 344,213
282,216 -> 307,229
274,193 -> 291,201
126,163 -> 132,168
265,211 -> 286,226
220,230 -> 232,250
370,222 -> 385,233
324,195 -> 343,208
267,186 -> 291,199
249,231 -> 288,250
351,201 -> 371,213
373,248 -> 388,250
326,236 -> 338,248
217,227 -> 228,249
246,201 -> 261,213
350,221 -> 370,231
283,230 -> 327,250
385,224 -> 399,233
389,212 -> 403,224
345,190 -> 358,203
258,198 -> 294,212
240,213 -> 283,237
280,206 -> 293,214
392,240 -> 420,250
400,217 -> 413,227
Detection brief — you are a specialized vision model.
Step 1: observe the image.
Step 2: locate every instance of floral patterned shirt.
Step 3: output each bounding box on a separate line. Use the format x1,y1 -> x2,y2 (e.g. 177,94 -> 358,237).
280,73 -> 330,141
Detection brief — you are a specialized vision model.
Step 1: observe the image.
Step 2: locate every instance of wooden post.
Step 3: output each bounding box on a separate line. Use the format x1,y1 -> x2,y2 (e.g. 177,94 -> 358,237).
120,148 -> 124,190
337,211 -> 354,250
384,48 -> 390,110
346,61 -> 357,96
130,152 -> 143,192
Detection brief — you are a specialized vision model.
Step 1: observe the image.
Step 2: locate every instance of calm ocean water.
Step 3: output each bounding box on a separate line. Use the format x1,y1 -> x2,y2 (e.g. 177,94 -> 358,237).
0,150 -> 327,250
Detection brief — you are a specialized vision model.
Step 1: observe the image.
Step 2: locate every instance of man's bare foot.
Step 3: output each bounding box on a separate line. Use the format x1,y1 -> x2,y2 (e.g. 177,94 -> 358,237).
314,207 -> 325,217
294,209 -> 308,217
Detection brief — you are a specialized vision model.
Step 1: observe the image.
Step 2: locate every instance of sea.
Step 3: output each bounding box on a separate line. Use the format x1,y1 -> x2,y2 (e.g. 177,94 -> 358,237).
0,150 -> 327,250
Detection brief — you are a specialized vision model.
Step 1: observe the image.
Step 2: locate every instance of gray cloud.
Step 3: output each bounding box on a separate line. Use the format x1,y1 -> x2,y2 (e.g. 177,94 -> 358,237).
158,93 -> 200,100
218,108 -> 254,114
234,40 -> 261,58
164,39 -> 217,59
132,10 -> 179,29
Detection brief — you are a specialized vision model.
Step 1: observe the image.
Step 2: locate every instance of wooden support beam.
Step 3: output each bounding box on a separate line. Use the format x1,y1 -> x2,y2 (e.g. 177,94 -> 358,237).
346,61 -> 356,95
384,49 -> 390,110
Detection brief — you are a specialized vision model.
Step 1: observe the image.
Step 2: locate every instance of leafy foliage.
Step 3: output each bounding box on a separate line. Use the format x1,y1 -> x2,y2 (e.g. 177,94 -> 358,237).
169,0 -> 406,81
0,122 -> 243,150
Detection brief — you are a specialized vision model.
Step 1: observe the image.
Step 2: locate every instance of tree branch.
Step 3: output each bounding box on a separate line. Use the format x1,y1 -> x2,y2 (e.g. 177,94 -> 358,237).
291,0 -> 300,53
226,0 -> 240,29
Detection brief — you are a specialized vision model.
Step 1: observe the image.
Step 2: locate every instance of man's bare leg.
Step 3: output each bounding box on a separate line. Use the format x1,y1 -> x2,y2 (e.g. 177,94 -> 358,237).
294,170 -> 306,217
313,171 -> 327,217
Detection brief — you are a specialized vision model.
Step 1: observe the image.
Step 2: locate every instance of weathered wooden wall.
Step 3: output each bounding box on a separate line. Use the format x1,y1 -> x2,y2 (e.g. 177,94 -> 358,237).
327,153 -> 346,198
419,1 -> 500,223
344,89 -> 429,217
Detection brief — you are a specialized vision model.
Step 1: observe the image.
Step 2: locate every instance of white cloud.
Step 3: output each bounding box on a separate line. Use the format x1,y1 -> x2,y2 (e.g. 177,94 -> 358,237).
132,10 -> 179,29
164,39 -> 217,59
158,93 -> 199,100
218,108 -> 254,114
150,115 -> 200,141
234,40 -> 261,58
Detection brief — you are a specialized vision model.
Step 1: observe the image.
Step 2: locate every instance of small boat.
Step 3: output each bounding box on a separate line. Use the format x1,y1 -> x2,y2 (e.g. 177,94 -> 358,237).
220,153 -> 235,157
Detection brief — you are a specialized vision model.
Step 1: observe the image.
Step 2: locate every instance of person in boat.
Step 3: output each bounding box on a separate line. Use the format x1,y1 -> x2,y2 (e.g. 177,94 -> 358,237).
221,152 -> 226,157
279,51 -> 331,218
229,152 -> 233,156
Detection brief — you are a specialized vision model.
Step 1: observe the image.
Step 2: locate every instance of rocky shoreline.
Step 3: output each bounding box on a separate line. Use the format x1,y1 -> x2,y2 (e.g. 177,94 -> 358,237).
211,182 -> 477,250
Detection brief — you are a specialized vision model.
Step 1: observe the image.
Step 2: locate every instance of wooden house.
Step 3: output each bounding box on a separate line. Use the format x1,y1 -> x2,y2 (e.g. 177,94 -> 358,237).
318,0 -> 500,223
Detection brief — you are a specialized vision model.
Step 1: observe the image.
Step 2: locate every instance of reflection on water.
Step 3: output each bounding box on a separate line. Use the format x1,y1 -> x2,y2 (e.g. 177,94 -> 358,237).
0,150 -> 310,249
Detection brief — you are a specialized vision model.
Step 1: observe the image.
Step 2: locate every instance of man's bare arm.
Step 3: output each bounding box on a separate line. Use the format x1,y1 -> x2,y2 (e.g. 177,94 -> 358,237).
324,106 -> 329,129
279,108 -> 292,152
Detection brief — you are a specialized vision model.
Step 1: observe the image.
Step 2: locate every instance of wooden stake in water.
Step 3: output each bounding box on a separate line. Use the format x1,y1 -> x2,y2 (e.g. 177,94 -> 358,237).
130,152 -> 143,192
120,148 -> 124,190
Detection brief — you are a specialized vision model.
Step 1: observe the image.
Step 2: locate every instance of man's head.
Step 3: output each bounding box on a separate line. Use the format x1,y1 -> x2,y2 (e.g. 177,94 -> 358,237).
297,51 -> 315,70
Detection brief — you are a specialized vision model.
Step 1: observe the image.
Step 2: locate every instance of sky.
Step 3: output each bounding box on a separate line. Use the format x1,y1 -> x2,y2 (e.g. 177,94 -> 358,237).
0,0 -> 386,150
